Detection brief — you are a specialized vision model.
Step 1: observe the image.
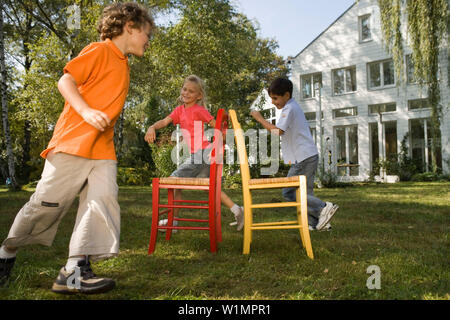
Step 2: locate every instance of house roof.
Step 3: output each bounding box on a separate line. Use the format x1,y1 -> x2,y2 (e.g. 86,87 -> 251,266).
291,2 -> 356,60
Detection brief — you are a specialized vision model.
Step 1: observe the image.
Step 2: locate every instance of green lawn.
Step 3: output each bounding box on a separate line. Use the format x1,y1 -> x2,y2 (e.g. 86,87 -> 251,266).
0,182 -> 449,300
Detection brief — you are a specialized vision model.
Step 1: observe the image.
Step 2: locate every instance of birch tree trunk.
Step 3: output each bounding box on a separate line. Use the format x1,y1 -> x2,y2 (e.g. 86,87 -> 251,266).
0,0 -> 19,190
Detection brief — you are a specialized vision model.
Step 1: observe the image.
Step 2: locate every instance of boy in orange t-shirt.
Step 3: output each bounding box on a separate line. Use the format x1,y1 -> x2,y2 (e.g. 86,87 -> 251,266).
0,2 -> 154,294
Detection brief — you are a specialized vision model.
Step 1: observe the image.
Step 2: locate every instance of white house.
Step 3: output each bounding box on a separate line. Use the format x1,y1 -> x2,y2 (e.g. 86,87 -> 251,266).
257,0 -> 449,181
250,88 -> 282,124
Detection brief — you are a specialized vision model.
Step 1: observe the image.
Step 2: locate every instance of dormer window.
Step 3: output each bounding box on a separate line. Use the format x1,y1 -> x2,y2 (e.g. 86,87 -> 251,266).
359,14 -> 372,42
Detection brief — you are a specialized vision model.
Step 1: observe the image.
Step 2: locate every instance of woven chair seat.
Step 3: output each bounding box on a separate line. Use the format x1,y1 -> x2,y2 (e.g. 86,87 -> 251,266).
249,176 -> 301,185
159,177 -> 210,186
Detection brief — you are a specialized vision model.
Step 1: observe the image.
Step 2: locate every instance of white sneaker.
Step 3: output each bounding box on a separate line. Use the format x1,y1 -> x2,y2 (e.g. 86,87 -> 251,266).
320,223 -> 332,231
158,219 -> 178,233
309,223 -> 331,231
231,206 -> 244,231
316,202 -> 339,231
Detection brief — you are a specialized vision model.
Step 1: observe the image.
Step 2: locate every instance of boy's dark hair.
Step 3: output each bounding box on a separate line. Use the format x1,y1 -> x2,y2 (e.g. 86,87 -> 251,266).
97,2 -> 155,41
268,77 -> 293,98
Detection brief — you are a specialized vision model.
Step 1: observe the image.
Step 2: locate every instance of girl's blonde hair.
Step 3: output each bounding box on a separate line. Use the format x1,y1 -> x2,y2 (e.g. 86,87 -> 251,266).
178,75 -> 207,106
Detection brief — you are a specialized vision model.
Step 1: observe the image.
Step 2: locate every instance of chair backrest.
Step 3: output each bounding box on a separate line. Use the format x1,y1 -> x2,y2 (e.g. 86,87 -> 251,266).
228,110 -> 251,186
209,109 -> 228,196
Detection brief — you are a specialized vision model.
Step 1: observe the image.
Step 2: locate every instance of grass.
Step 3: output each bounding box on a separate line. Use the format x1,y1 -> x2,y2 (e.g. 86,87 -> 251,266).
0,182 -> 449,300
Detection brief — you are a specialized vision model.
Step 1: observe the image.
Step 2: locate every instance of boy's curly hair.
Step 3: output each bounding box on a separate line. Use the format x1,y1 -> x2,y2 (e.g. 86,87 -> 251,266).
97,2 -> 155,41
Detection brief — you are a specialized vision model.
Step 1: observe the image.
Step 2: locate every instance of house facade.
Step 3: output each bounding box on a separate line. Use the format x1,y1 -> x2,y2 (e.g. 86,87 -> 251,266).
259,0 -> 449,181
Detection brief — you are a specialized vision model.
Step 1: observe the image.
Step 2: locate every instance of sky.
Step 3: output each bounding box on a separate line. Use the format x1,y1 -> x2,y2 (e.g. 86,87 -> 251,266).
234,0 -> 356,59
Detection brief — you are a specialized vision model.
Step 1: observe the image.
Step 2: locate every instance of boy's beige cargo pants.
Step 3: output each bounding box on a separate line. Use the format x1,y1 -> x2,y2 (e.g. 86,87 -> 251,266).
2,151 -> 120,261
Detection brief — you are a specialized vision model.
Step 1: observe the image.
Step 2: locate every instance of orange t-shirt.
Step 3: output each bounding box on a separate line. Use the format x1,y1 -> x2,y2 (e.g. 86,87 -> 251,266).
40,39 -> 130,160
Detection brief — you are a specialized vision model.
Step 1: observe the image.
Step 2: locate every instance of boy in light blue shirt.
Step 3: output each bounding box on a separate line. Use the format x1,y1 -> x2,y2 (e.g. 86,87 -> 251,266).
251,77 -> 338,230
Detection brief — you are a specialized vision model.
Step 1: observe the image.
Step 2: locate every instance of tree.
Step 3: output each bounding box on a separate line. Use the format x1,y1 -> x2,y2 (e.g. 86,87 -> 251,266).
1,0 -> 287,183
126,0 -> 287,177
3,0 -> 42,182
0,0 -> 19,189
378,0 -> 448,173
131,0 -> 286,112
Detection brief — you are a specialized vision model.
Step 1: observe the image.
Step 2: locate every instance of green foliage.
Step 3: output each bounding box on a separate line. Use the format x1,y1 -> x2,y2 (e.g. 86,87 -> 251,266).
379,0 -> 403,81
373,155 -> 422,182
149,133 -> 178,177
2,0 -> 287,185
317,169 -> 341,188
26,158 -> 45,183
136,0 -> 287,112
372,133 -> 423,181
411,172 -> 450,182
222,165 -> 242,189
396,133 -> 420,181
117,165 -> 153,186
378,0 -> 449,173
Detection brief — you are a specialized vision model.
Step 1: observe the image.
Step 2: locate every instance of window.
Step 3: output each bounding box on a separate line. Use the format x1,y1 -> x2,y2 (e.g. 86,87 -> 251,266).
359,14 -> 372,42
369,102 -> 396,114
369,122 -> 398,175
410,118 -> 442,172
301,73 -> 322,99
310,126 -> 324,148
333,107 -> 358,119
305,112 -> 316,121
261,108 -> 271,118
310,127 -> 316,144
368,60 -> 395,89
369,123 -> 379,172
384,121 -> 398,162
408,98 -> 430,110
406,54 -> 441,84
333,66 -> 357,95
261,107 -> 277,124
304,111 -> 323,121
406,54 -> 416,84
335,125 -> 359,176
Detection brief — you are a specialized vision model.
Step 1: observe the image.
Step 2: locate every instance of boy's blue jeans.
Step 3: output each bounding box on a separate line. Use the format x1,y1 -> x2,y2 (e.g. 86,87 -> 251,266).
282,155 -> 325,227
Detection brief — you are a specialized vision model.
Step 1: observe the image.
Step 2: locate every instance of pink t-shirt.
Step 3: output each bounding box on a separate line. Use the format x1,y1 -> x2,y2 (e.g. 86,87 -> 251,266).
169,104 -> 214,153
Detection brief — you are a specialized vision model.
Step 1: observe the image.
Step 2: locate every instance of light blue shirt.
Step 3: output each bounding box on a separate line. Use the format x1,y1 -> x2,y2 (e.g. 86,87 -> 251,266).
276,98 -> 318,164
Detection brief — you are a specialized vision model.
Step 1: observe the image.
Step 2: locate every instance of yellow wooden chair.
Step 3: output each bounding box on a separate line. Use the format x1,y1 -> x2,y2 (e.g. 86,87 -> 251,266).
229,109 -> 314,259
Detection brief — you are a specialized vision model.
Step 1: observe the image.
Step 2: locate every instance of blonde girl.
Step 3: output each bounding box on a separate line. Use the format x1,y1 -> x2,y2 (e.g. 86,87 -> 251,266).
145,75 -> 244,230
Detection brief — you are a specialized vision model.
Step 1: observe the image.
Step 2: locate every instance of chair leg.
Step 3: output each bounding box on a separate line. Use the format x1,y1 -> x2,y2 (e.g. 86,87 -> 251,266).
248,192 -> 254,244
148,179 -> 160,255
209,204 -> 217,253
166,189 -> 174,240
298,177 -> 314,259
296,188 -> 306,249
216,189 -> 222,243
215,206 -> 222,243
243,189 -> 252,254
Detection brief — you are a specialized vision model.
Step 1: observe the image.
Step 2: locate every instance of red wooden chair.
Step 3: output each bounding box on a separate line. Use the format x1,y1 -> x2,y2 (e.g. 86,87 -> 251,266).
148,109 -> 228,254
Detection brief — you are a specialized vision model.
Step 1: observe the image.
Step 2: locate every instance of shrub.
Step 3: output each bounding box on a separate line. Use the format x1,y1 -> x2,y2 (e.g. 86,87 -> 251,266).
149,133 -> 178,178
372,134 -> 421,181
317,169 -> 341,188
223,165 -> 242,189
117,164 -> 153,186
411,172 -> 450,182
